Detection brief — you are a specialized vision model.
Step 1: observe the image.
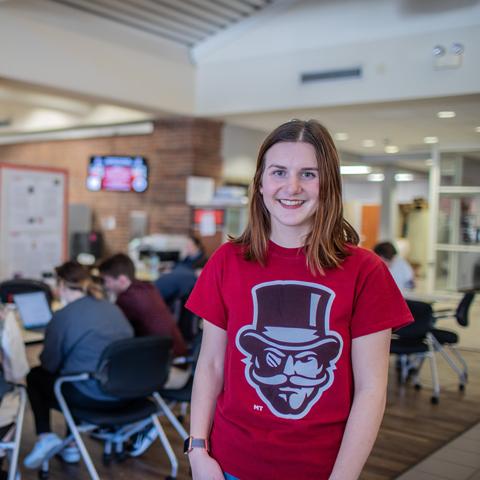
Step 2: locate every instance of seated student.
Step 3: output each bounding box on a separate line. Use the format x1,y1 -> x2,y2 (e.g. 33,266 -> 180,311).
177,235 -> 207,271
373,241 -> 415,291
98,253 -> 187,357
154,265 -> 197,308
24,261 -> 134,469
99,254 -> 190,458
155,235 -> 206,308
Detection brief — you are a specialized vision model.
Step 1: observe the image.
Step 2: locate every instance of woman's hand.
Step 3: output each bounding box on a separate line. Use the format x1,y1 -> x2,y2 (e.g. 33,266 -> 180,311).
189,449 -> 224,480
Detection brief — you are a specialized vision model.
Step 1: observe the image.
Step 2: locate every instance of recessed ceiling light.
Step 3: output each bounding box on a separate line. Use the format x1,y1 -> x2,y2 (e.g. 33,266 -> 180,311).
437,111 -> 456,119
423,136 -> 439,144
475,126 -> 480,133
385,145 -> 399,154
340,165 -> 372,175
367,173 -> 385,182
334,132 -> 349,141
395,173 -> 414,182
362,139 -> 376,147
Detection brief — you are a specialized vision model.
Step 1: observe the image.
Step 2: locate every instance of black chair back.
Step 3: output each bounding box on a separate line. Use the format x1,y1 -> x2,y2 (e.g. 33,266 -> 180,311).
177,293 -> 200,342
95,336 -> 172,399
395,300 -> 434,339
456,292 -> 475,327
0,279 -> 53,305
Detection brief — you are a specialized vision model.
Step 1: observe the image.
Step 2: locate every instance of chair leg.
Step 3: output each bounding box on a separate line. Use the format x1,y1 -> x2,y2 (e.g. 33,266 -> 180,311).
431,336 -> 468,387
150,414 -> 178,479
7,387 -> 26,480
446,345 -> 468,386
153,392 -> 188,440
412,356 -> 426,389
426,334 -> 440,404
54,384 -> 100,480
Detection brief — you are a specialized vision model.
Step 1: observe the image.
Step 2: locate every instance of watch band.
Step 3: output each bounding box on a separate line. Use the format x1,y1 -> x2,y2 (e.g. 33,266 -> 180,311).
184,436 -> 209,454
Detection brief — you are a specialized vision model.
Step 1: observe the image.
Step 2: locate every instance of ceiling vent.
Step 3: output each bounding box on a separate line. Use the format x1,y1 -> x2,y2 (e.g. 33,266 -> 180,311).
300,66 -> 362,84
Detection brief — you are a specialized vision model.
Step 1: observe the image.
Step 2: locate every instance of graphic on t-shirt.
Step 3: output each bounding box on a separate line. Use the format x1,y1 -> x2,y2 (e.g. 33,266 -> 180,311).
236,281 -> 342,420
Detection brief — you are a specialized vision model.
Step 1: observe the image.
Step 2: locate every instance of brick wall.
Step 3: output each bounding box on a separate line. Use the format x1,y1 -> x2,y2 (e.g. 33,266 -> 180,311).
0,117 -> 223,255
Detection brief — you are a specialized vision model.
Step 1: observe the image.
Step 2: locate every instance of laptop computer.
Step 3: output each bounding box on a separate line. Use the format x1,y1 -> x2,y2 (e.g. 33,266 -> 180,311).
13,291 -> 53,330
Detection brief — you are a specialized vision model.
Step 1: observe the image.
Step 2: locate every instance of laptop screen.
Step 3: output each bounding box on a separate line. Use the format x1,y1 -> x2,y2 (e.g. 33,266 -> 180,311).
13,292 -> 52,329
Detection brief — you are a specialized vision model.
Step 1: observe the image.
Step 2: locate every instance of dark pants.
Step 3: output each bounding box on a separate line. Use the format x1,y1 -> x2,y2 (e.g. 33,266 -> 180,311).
26,366 -> 122,435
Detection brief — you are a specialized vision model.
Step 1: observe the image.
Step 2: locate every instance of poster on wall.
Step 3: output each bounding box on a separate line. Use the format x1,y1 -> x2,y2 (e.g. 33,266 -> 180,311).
0,165 -> 67,280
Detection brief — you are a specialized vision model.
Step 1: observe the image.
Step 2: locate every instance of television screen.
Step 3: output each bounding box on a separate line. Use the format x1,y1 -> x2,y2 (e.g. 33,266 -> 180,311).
86,155 -> 148,192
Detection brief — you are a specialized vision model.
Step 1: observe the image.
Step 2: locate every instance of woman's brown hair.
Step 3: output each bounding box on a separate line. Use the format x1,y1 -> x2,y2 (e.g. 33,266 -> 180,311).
233,119 -> 359,274
55,261 -> 103,299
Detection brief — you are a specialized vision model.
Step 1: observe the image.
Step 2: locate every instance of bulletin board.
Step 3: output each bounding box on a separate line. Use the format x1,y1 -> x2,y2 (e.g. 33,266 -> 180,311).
0,164 -> 68,280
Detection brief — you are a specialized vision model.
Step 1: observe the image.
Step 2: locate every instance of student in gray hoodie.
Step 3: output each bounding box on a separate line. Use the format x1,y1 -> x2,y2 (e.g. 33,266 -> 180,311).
24,261 -> 133,469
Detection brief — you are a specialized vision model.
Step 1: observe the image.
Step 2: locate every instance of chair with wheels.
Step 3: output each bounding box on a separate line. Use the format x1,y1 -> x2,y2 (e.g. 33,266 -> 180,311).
430,291 -> 475,391
0,279 -> 53,306
390,300 -> 440,404
37,336 -> 181,480
0,374 -> 27,480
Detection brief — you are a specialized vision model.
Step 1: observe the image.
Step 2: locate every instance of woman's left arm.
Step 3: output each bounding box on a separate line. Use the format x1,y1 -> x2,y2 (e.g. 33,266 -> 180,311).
329,328 -> 392,480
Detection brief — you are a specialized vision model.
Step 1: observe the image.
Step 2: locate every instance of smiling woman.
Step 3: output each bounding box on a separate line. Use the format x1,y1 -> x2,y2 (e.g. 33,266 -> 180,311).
185,119 -> 413,480
260,141 -> 319,247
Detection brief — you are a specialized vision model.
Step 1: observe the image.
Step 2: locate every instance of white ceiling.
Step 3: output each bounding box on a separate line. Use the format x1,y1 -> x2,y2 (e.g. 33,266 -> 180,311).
47,0 -> 275,47
0,78 -> 153,133
220,94 -> 480,157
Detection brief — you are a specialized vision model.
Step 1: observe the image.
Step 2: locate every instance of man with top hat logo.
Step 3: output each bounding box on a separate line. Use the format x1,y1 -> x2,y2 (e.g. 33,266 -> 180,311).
236,281 -> 342,420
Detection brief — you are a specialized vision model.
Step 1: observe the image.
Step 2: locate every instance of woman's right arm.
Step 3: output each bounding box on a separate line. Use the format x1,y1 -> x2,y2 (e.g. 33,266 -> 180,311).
188,320 -> 228,480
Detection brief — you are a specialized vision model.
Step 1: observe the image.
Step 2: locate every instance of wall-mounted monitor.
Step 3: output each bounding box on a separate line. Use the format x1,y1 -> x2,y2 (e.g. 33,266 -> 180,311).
86,155 -> 148,192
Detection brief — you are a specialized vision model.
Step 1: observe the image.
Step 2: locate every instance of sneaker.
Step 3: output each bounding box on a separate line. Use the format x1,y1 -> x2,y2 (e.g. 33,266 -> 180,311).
24,433 -> 63,469
58,443 -> 80,464
90,427 -> 115,441
127,425 -> 157,457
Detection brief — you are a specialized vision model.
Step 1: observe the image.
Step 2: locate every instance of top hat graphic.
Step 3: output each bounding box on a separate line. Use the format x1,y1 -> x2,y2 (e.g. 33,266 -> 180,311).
238,281 -> 340,353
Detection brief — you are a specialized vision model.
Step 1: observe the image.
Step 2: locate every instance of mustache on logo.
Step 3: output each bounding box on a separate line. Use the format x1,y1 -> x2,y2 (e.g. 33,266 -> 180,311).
252,370 -> 327,387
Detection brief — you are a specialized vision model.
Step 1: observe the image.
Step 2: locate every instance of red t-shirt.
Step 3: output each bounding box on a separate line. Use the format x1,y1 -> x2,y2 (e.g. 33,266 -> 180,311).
186,241 -> 412,480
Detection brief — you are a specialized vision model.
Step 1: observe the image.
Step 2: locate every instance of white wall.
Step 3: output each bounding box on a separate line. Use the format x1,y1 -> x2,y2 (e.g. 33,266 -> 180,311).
342,179 -> 429,203
195,0 -> 480,115
222,124 -> 266,184
195,0 -> 480,61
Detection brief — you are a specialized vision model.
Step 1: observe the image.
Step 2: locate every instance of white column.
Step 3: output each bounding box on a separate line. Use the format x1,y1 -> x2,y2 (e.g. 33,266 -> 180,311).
379,166 -> 397,241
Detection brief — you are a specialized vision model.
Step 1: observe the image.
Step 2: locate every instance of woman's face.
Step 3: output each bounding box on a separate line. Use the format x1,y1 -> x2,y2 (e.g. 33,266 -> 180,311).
260,141 -> 319,243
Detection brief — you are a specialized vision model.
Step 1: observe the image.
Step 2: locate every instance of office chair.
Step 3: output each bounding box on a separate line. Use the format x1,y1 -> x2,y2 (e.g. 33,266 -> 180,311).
0,374 -> 27,480
0,279 -> 53,306
430,291 -> 476,391
390,300 -> 440,404
38,336 -> 181,480
174,292 -> 201,344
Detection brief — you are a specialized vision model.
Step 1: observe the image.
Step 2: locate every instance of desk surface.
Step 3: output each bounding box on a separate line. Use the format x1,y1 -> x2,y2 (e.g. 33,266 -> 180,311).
403,291 -> 459,304
21,328 -> 44,345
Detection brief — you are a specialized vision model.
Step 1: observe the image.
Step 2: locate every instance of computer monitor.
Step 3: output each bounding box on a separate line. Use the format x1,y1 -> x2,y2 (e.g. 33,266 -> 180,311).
13,291 -> 52,329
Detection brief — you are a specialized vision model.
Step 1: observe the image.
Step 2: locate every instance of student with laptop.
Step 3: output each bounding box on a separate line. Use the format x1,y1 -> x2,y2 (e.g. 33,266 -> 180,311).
23,261 -> 134,470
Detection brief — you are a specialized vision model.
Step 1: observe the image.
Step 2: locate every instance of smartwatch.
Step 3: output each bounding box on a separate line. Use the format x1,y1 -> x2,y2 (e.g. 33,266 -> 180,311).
184,436 -> 209,454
